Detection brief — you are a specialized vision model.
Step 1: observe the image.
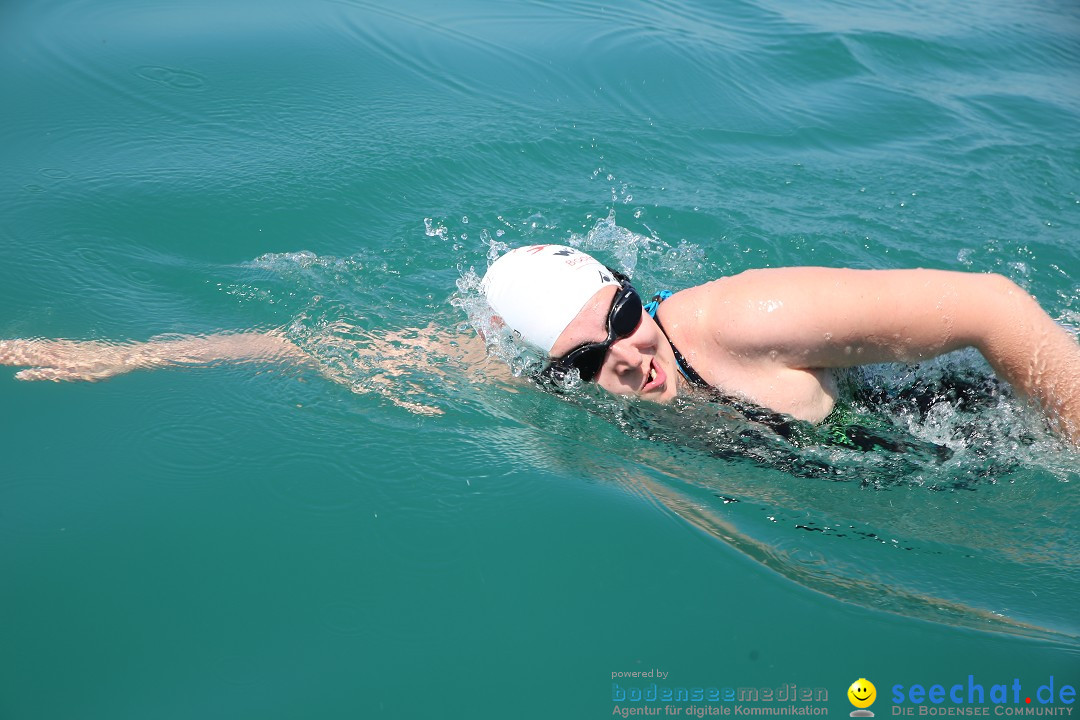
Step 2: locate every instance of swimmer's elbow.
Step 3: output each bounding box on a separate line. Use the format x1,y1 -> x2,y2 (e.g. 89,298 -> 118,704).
987,272 -> 1041,328
970,272 -> 1079,392
953,273 -> 1032,350
982,272 -> 1027,300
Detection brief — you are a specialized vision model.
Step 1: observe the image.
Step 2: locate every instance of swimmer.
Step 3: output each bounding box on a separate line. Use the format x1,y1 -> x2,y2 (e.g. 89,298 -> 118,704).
1,244 -> 1078,445
480,245 -> 1080,445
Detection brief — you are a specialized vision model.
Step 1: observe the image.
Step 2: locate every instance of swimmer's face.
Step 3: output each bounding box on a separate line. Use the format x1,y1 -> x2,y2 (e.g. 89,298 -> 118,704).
550,285 -> 680,402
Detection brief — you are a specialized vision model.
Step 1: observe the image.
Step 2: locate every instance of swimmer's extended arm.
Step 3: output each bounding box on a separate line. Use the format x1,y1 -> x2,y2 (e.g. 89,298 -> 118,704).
711,268 -> 1080,443
0,330 -> 308,382
1,326 -> 499,417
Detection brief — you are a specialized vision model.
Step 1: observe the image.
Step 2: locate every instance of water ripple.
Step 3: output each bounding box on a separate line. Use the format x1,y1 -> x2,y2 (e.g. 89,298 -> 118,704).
133,65 -> 207,91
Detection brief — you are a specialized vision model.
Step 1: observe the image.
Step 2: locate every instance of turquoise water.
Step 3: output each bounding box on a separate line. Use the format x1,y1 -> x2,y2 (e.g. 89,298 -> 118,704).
2,0 -> 1079,717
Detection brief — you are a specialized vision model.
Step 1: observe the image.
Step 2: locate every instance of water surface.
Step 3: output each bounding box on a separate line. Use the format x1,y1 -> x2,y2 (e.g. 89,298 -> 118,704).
2,0 -> 1078,717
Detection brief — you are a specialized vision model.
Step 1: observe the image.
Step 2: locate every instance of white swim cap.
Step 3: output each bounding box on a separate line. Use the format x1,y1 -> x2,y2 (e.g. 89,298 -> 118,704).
481,245 -> 621,353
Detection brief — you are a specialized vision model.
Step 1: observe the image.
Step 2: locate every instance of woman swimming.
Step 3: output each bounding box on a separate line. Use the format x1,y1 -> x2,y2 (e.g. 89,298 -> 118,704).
480,244 -> 1080,445
1,243 -> 1078,445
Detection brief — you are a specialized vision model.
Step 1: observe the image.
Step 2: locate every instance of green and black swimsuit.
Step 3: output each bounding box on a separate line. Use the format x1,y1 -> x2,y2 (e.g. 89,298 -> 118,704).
645,290 -> 951,459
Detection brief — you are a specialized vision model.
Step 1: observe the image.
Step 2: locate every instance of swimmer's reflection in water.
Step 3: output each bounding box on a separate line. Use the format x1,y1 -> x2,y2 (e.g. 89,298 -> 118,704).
2,244 -> 1078,448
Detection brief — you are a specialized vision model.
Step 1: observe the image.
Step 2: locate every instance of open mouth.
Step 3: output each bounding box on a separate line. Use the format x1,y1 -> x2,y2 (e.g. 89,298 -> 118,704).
642,359 -> 664,392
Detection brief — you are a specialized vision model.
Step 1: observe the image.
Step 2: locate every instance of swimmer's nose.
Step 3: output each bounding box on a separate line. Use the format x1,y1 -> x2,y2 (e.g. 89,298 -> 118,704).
606,337 -> 643,374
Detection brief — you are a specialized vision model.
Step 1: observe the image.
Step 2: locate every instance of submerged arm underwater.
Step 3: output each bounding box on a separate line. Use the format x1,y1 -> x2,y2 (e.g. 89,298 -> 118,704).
0,331 -> 308,381
0,325 -> 502,416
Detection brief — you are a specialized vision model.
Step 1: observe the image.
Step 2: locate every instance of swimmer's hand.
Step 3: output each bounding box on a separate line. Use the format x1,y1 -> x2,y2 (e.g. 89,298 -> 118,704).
0,332 -> 307,382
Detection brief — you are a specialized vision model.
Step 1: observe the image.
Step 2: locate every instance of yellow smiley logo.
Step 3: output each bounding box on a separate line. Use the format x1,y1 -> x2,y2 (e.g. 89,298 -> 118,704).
848,678 -> 877,709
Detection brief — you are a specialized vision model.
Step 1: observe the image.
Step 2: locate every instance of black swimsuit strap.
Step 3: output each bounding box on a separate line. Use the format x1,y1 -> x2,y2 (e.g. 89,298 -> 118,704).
651,312 -> 711,390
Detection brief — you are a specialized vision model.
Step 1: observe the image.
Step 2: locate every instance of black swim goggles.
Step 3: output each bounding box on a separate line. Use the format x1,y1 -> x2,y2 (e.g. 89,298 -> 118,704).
543,278 -> 643,383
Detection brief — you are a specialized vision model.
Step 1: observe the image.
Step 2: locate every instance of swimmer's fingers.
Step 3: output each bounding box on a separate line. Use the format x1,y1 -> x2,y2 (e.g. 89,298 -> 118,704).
14,366 -> 122,382
15,367 -> 84,382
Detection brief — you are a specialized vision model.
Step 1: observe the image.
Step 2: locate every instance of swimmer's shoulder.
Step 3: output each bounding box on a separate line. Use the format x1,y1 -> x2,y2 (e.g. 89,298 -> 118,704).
658,269 -> 820,355
654,277 -> 741,358
659,271 -> 766,333
663,267 -> 796,306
